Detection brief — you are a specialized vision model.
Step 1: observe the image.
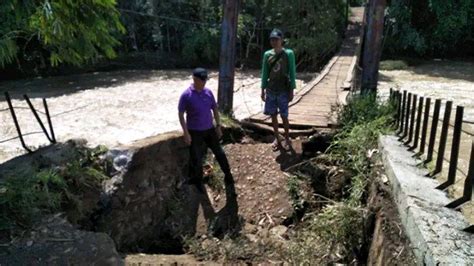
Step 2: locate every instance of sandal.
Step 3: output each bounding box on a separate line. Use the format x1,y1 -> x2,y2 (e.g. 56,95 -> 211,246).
271,139 -> 281,151
282,138 -> 292,151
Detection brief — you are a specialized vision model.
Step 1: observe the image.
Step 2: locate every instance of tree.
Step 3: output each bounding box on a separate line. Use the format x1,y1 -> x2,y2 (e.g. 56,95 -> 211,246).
384,0 -> 474,57
0,0 -> 125,68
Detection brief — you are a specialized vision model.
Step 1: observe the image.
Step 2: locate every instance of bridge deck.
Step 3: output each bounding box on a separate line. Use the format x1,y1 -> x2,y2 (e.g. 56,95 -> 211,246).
247,8 -> 364,131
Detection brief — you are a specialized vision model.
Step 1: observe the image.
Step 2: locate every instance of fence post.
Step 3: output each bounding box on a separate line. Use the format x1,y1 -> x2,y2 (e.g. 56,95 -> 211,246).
410,96 -> 423,151
419,97 -> 431,155
437,106 -> 463,189
405,94 -> 417,145
398,90 -> 407,133
4,92 -> 32,153
396,91 -> 402,127
23,94 -> 53,143
446,140 -> 474,209
425,99 -> 441,164
400,92 -> 411,140
429,101 -> 452,176
42,98 -> 56,143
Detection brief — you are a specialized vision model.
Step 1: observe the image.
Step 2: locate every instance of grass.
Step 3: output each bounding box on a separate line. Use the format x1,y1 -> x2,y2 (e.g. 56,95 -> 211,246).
284,93 -> 396,263
0,167 -> 72,230
219,112 -> 240,129
184,234 -> 283,263
204,154 -> 225,193
0,145 -> 110,231
286,204 -> 365,265
287,174 -> 306,213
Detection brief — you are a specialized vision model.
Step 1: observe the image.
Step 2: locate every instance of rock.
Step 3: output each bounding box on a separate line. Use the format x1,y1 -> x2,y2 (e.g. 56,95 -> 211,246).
244,223 -> 258,233
0,139 -> 89,178
270,225 -> 288,239
112,153 -> 131,171
0,216 -> 123,265
246,233 -> 258,243
201,238 -> 215,250
96,131 -> 200,251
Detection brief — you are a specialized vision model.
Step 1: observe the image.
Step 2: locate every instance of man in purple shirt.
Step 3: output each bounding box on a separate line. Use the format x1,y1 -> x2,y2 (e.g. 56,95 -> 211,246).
178,68 -> 236,203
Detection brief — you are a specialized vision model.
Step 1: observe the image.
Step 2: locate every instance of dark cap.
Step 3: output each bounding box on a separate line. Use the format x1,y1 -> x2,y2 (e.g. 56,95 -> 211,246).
269,28 -> 283,39
192,67 -> 208,81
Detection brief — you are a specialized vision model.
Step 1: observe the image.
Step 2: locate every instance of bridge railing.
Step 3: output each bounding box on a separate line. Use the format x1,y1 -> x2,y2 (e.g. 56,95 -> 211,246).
1,92 -> 56,153
389,89 -> 473,233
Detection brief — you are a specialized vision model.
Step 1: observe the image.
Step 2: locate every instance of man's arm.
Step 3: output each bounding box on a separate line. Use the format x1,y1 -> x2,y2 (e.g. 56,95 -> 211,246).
212,106 -> 221,126
178,111 -> 191,145
261,52 -> 270,101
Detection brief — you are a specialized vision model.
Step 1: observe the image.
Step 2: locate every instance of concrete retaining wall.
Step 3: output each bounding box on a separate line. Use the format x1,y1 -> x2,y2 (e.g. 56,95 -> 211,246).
379,135 -> 474,265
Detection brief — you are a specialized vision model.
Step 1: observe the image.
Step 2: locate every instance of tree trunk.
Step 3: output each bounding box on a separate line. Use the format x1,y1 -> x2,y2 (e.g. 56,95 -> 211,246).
218,0 -> 240,114
361,0 -> 386,94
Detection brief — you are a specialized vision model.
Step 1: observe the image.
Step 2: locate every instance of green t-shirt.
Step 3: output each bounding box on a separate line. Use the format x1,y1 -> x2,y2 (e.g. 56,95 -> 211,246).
261,48 -> 296,93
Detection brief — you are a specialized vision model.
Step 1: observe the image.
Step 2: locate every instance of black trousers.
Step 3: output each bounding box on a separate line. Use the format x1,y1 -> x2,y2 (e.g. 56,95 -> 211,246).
188,127 -> 233,185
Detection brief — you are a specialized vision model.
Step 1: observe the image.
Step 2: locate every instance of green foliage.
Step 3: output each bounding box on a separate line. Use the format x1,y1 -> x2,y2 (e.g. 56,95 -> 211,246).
338,93 -> 395,128
182,28 -> 220,65
385,0 -> 474,57
243,0 -> 347,69
286,94 -> 394,263
287,203 -> 365,264
287,174 -> 306,213
2,0 -> 349,73
219,113 -> 240,129
116,0 -> 346,70
203,159 -> 225,193
0,169 -> 66,230
0,145 -> 110,231
350,0 -> 366,6
0,0 -> 125,68
330,94 -> 394,205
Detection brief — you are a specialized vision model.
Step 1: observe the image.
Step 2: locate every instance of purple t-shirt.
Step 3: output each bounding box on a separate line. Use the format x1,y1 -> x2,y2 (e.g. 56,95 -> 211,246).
178,84 -> 217,131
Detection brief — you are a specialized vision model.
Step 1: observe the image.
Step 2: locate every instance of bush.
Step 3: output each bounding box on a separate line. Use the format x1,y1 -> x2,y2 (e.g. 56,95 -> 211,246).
0,145 -> 110,231
285,94 -> 395,263
0,170 -> 66,230
338,93 -> 395,128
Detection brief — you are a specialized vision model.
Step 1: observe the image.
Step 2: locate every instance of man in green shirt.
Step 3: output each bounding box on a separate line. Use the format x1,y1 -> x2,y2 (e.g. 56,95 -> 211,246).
261,28 -> 297,151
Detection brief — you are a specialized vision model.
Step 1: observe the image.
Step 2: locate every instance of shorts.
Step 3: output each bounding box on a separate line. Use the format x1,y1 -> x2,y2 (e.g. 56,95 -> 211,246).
264,91 -> 289,118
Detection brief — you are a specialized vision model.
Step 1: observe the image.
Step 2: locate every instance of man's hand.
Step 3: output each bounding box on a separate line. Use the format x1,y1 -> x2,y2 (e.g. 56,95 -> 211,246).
289,90 -> 294,102
216,125 -> 223,140
261,90 -> 266,102
183,132 -> 192,146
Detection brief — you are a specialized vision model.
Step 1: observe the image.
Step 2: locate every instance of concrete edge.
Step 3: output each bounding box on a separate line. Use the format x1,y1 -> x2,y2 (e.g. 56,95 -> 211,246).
378,135 -> 474,265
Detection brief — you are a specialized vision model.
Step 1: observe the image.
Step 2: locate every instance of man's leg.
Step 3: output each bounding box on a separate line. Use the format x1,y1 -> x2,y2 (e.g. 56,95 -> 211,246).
188,130 -> 206,186
282,116 -> 290,142
271,114 -> 281,145
264,92 -> 281,148
204,129 -> 237,201
279,93 -> 291,148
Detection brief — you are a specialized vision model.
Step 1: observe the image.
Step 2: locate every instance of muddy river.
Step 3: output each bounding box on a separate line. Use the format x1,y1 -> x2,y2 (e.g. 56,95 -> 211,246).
0,69 -> 313,163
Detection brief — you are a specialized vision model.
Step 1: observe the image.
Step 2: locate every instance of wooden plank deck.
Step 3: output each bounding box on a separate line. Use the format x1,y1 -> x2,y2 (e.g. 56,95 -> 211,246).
247,8 -> 364,132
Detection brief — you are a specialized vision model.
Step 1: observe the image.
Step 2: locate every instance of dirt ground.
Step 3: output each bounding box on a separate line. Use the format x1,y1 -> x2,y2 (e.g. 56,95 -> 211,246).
0,69 -> 314,164
213,141 -> 302,225
378,60 -> 474,223
124,140 -> 418,265
124,139 -> 304,265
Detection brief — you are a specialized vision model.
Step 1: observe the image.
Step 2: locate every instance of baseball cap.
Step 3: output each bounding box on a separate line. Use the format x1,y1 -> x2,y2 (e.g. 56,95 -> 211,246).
192,67 -> 208,81
269,28 -> 283,39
